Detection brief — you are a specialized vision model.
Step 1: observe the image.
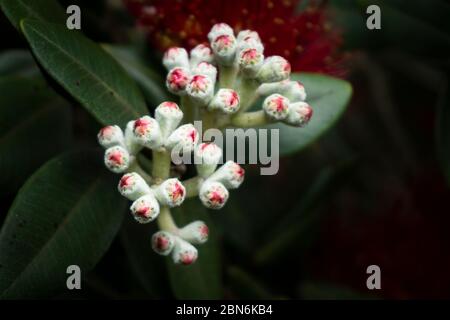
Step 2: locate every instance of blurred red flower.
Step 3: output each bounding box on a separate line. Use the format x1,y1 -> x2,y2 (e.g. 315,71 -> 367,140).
124,0 -> 347,76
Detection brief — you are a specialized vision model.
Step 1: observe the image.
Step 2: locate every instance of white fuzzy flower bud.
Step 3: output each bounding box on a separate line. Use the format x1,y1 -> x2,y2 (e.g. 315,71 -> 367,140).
237,48 -> 264,78
130,193 -> 160,224
104,145 -> 131,173
190,44 -> 214,66
151,231 -> 176,256
152,178 -> 186,207
186,74 -> 214,106
256,56 -> 291,83
258,80 -> 306,102
208,89 -> 240,114
191,62 -> 217,83
211,34 -> 237,66
284,102 -> 313,127
207,160 -> 245,189
237,31 -> 264,54
263,94 -> 290,120
178,221 -> 209,244
117,172 -> 151,201
165,124 -> 199,152
155,101 -> 183,139
172,237 -> 198,265
237,30 -> 261,43
97,125 -> 124,149
199,180 -> 229,209
163,47 -> 190,70
166,67 -> 191,95
132,116 -> 163,149
194,143 -> 223,178
207,23 -> 234,42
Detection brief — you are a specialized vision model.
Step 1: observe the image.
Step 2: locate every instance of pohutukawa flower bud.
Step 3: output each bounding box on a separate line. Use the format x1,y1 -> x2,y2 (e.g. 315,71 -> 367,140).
186,74 -> 214,105
98,125 -> 124,149
163,47 -> 189,70
263,94 -> 290,120
132,116 -> 163,149
237,30 -> 261,43
199,181 -> 229,209
194,143 -> 223,177
207,23 -> 234,42
104,146 -> 130,173
284,102 -> 313,127
190,44 -> 214,66
208,89 -> 240,114
151,231 -> 176,256
166,67 -> 191,95
208,160 -> 245,189
152,178 -> 186,207
117,172 -> 151,201
287,81 -> 307,102
155,101 -> 183,139
191,62 -> 217,82
172,237 -> 198,265
179,221 -> 209,244
130,194 -> 160,224
211,34 -> 237,66
256,56 -> 291,83
165,124 -> 199,151
237,48 -> 264,78
258,80 -> 306,102
123,120 -> 141,155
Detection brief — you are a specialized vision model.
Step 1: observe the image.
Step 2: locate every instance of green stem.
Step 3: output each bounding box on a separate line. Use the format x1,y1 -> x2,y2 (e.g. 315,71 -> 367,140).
157,206 -> 178,233
230,110 -> 272,127
183,176 -> 204,198
127,160 -> 153,184
151,149 -> 171,181
219,65 -> 238,88
202,109 -> 217,131
235,78 -> 260,114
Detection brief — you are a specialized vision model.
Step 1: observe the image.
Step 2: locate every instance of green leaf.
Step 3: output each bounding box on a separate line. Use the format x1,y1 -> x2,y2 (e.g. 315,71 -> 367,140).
0,149 -> 126,299
0,76 -> 71,194
120,218 -> 171,298
166,199 -> 223,299
264,73 -> 352,156
21,19 -> 148,127
102,44 -> 170,106
0,0 -> 65,30
0,50 -> 39,77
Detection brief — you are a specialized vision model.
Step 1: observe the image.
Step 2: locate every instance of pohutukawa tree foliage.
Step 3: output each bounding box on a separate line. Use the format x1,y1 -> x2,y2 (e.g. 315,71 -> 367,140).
98,23 -> 314,265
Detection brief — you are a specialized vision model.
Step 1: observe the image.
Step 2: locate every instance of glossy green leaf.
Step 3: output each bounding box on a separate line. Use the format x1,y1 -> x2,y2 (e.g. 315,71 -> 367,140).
0,76 -> 71,194
0,50 -> 39,77
21,19 -> 148,127
0,0 -> 65,30
264,73 -> 352,156
0,149 -> 126,299
102,44 -> 170,106
166,199 -> 222,299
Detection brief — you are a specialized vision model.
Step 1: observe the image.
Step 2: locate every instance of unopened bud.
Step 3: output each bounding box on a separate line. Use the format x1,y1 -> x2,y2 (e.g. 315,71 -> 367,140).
194,143 -> 223,177
190,44 -> 214,66
165,123 -> 199,152
130,193 -> 160,224
237,48 -> 264,78
199,181 -> 229,210
191,62 -> 217,83
104,146 -> 131,173
211,34 -> 237,66
151,231 -> 176,256
263,94 -> 290,120
117,172 -> 151,201
179,221 -> 209,244
155,101 -> 183,139
207,23 -> 234,42
133,116 -> 163,149
97,125 -> 124,149
256,56 -> 291,83
166,67 -> 191,95
284,102 -> 313,127
186,75 -> 214,105
172,237 -> 198,265
152,178 -> 186,207
207,160 -> 245,189
208,89 -> 240,114
163,47 -> 189,70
